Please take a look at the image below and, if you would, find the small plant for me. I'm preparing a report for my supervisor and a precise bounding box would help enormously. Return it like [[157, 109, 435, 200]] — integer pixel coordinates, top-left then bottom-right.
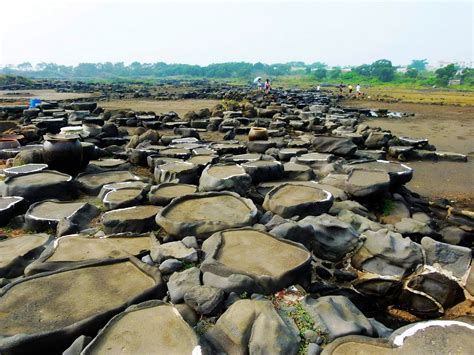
[[239, 291, 248, 299], [382, 199, 395, 216]]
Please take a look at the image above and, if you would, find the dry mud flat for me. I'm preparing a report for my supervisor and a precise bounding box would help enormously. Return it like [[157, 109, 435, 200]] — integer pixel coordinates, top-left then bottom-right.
[[344, 100, 474, 207], [0, 87, 473, 354]]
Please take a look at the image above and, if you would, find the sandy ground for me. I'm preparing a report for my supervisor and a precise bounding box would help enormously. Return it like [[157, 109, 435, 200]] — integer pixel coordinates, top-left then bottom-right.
[[0, 89, 98, 102], [100, 99, 222, 117], [344, 100, 474, 208]]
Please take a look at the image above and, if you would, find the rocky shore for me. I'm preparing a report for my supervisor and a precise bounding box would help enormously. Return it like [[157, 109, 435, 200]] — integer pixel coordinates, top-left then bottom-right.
[[0, 85, 472, 354]]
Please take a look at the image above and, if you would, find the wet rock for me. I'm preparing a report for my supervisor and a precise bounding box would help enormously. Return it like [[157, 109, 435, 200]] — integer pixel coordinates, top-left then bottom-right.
[[101, 205, 161, 234], [302, 295, 374, 342], [201, 228, 311, 294], [205, 299, 299, 355], [421, 237, 471, 278]]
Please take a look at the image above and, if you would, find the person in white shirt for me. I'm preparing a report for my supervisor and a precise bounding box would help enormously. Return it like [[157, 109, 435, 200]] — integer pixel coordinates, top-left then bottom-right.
[[356, 84, 361, 96], [316, 84, 321, 92]]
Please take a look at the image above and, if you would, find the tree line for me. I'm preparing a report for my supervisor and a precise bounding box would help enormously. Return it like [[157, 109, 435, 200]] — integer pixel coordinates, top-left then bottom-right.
[[1, 59, 471, 86]]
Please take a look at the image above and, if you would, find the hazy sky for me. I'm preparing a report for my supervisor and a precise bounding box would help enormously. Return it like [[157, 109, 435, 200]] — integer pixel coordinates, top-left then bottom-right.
[[0, 0, 472, 66]]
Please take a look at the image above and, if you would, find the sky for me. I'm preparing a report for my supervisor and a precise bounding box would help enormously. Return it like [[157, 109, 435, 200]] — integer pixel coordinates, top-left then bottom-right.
[[0, 0, 472, 67]]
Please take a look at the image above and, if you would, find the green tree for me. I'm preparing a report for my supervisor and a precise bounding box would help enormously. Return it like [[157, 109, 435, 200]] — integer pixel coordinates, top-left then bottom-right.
[[408, 59, 428, 72], [17, 62, 33, 71], [313, 68, 327, 80], [370, 59, 395, 82], [329, 66, 341, 79], [435, 64, 457, 85], [405, 68, 418, 78]]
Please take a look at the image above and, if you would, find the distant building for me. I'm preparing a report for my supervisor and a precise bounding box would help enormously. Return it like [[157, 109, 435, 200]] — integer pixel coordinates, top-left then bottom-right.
[[448, 79, 463, 86], [396, 67, 408, 74]]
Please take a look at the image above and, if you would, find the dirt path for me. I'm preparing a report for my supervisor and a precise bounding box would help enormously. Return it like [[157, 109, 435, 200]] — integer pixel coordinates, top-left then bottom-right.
[[344, 100, 474, 208]]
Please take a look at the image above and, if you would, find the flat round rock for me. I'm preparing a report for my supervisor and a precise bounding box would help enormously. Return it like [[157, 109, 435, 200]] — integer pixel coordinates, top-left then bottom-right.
[[345, 169, 391, 198], [103, 188, 143, 210], [156, 192, 258, 239], [345, 160, 413, 185], [82, 301, 201, 355], [148, 183, 198, 206], [3, 164, 48, 177], [76, 171, 142, 195], [102, 205, 161, 234], [1, 171, 75, 202], [154, 161, 199, 184], [199, 164, 252, 195], [263, 182, 333, 218], [201, 228, 311, 294]]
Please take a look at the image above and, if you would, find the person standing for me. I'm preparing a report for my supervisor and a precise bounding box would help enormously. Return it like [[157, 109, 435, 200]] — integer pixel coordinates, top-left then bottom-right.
[[338, 82, 344, 94], [356, 83, 361, 96], [264, 79, 271, 94], [348, 84, 353, 94], [316, 84, 321, 92]]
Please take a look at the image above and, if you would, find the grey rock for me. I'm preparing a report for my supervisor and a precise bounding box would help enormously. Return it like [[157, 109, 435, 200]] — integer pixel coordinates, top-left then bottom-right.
[[184, 285, 225, 315], [158, 258, 183, 274], [421, 237, 472, 278], [151, 241, 198, 264], [352, 229, 423, 277], [167, 267, 201, 303], [299, 214, 361, 262], [205, 299, 299, 355], [395, 217, 434, 236], [312, 136, 357, 156], [302, 295, 374, 342]]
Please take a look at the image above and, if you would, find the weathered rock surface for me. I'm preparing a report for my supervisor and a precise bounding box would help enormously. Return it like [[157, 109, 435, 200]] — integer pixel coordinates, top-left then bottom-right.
[[0, 196, 24, 226], [81, 301, 203, 355], [76, 171, 142, 195], [0, 234, 52, 278], [156, 192, 258, 238], [101, 205, 161, 234], [199, 163, 252, 195], [201, 228, 311, 294], [205, 299, 299, 355], [0, 258, 165, 353], [263, 183, 333, 218]]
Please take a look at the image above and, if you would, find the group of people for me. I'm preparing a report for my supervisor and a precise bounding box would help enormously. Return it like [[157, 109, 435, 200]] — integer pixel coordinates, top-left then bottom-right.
[[255, 78, 271, 94], [338, 83, 362, 96]]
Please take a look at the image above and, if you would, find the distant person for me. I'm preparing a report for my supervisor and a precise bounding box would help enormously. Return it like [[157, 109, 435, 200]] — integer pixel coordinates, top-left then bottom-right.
[[348, 84, 353, 94], [256, 78, 263, 91], [264, 79, 271, 94], [356, 84, 361, 96], [316, 84, 321, 92], [338, 82, 344, 94]]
